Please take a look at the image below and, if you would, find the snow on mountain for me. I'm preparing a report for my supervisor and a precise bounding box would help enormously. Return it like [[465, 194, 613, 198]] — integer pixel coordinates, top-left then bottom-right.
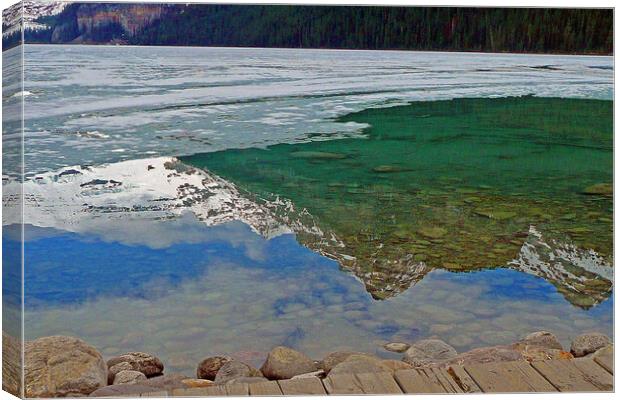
[[3, 157, 292, 243], [2, 1, 67, 38]]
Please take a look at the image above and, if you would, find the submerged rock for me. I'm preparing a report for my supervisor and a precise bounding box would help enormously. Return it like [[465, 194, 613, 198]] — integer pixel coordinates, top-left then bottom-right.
[[417, 227, 448, 239], [570, 332, 611, 357], [290, 151, 346, 160], [474, 208, 517, 220], [25, 335, 107, 398], [214, 361, 263, 384], [402, 339, 457, 367], [582, 183, 612, 196], [260, 346, 317, 380], [372, 165, 408, 173], [197, 355, 233, 380], [383, 342, 410, 353]]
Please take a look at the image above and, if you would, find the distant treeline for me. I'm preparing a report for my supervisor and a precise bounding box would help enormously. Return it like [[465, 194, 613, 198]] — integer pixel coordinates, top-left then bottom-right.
[[135, 6, 613, 54], [6, 4, 614, 54]]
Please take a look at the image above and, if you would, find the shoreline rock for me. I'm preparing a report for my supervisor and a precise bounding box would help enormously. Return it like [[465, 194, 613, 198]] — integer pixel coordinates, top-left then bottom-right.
[[21, 329, 612, 396], [25, 335, 107, 397], [570, 332, 611, 357], [107, 351, 164, 384], [260, 346, 317, 380]]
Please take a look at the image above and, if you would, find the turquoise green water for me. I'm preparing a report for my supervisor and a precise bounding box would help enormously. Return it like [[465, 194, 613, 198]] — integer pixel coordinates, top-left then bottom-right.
[[182, 96, 612, 302]]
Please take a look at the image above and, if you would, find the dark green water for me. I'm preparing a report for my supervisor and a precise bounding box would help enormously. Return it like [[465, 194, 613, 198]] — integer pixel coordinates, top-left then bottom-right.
[[182, 96, 612, 301]]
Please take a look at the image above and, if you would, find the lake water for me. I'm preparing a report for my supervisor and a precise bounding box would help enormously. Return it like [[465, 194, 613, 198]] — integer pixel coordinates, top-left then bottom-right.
[[2, 45, 613, 375]]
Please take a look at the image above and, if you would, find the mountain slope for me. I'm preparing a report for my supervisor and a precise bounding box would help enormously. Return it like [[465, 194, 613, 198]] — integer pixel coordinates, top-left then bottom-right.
[[3, 2, 613, 54]]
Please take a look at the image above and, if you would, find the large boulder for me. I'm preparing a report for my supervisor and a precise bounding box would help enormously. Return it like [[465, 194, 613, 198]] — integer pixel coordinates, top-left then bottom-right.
[[25, 336, 107, 397], [521, 331, 563, 350], [328, 354, 392, 376], [107, 352, 163, 384], [402, 339, 457, 367], [197, 356, 232, 380], [570, 332, 611, 357], [260, 346, 317, 380], [321, 351, 373, 373], [214, 361, 263, 384], [112, 370, 147, 385]]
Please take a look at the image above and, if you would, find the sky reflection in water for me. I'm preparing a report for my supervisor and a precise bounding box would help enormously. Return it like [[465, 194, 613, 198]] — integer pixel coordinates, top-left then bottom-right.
[[21, 216, 612, 375]]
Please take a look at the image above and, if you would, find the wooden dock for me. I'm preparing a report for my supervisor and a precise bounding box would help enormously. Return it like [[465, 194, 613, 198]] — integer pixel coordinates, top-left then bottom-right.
[[135, 354, 613, 396]]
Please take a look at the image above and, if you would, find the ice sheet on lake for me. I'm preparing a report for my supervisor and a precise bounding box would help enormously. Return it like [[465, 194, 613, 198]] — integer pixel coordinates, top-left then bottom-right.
[[12, 45, 613, 176]]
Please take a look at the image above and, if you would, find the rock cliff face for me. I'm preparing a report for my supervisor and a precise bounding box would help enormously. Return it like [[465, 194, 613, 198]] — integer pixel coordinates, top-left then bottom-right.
[[75, 3, 165, 38]]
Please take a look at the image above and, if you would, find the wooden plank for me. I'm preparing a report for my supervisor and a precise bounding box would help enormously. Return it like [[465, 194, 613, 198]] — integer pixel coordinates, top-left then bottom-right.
[[426, 367, 464, 393], [201, 385, 228, 396], [278, 377, 326, 395], [225, 383, 250, 396], [572, 358, 613, 391], [353, 372, 402, 394], [323, 374, 364, 394], [171, 387, 214, 396], [532, 360, 609, 392], [139, 391, 168, 397], [447, 365, 482, 393], [393, 369, 446, 393], [248, 380, 283, 396], [465, 361, 556, 392], [594, 353, 614, 375]]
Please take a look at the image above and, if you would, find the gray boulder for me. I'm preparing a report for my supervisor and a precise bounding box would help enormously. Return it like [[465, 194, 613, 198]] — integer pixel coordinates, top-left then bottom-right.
[[260, 346, 317, 380], [25, 336, 107, 397], [107, 352, 163, 384], [402, 339, 458, 367], [112, 370, 147, 385], [322, 351, 373, 373], [328, 354, 392, 376], [521, 331, 563, 350], [571, 332, 611, 357], [214, 361, 263, 384]]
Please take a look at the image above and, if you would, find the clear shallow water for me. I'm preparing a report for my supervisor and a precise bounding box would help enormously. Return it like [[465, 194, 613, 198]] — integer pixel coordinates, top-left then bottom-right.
[[18, 218, 612, 375], [183, 96, 613, 304]]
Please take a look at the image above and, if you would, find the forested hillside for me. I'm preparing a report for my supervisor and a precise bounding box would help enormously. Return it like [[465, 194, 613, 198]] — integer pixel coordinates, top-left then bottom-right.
[[5, 3, 613, 54]]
